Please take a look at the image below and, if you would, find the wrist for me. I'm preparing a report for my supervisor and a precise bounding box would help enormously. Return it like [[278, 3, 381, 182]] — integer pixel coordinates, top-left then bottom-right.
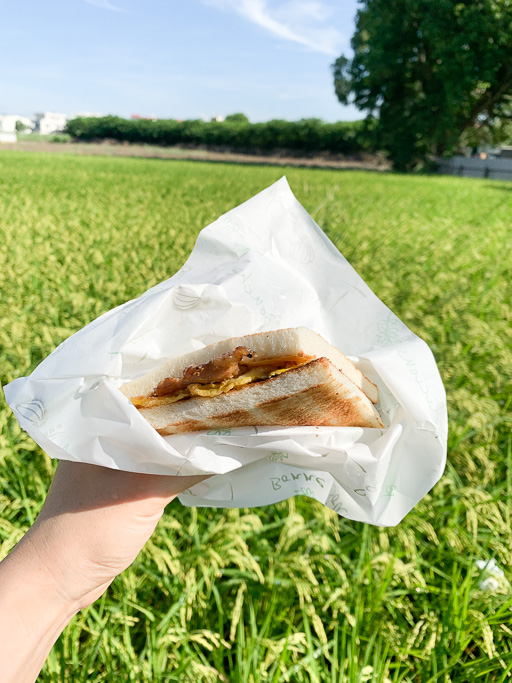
[[0, 536, 78, 683], [19, 519, 85, 613], [17, 512, 105, 613], [0, 521, 80, 619]]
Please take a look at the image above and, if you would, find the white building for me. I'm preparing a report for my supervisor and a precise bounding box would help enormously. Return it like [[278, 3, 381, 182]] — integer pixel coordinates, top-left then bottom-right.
[[0, 115, 34, 133], [34, 112, 67, 135], [69, 111, 104, 120], [0, 132, 17, 143]]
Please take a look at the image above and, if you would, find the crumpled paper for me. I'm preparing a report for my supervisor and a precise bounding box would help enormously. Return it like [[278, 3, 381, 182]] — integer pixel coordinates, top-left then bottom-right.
[[3, 177, 447, 526]]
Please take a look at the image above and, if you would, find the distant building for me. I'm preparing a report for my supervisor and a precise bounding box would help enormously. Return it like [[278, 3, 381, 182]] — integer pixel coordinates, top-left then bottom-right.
[[0, 115, 34, 133], [211, 115, 225, 122], [0, 132, 17, 143], [131, 114, 157, 121], [69, 112, 104, 120], [34, 112, 67, 135]]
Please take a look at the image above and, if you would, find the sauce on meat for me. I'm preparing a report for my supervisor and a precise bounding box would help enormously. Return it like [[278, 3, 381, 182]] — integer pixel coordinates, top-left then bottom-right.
[[154, 346, 254, 396]]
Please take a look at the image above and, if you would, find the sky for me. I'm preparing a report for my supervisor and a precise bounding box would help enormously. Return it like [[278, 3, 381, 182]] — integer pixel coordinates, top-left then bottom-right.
[[1, 0, 361, 122]]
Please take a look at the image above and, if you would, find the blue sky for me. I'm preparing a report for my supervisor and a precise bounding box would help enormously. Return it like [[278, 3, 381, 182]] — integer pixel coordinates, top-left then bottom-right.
[[1, 0, 360, 122]]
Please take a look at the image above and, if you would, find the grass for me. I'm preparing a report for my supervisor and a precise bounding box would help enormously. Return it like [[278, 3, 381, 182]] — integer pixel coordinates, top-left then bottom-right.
[[0, 150, 511, 681], [17, 132, 72, 143]]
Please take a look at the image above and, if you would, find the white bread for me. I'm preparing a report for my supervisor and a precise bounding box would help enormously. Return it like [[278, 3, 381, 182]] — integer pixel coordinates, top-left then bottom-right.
[[138, 357, 384, 435], [120, 327, 378, 403]]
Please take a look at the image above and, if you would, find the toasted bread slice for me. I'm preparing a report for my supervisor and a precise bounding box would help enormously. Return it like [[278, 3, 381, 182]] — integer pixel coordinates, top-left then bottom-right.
[[120, 327, 378, 403], [137, 357, 384, 435]]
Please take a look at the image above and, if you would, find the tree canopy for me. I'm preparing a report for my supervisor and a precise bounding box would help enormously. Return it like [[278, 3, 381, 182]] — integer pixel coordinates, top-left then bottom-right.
[[224, 113, 250, 124], [332, 0, 512, 169]]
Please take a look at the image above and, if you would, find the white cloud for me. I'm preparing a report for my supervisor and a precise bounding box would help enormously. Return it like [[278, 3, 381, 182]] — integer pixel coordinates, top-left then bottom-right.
[[82, 0, 127, 13], [204, 0, 345, 56], [275, 1, 332, 23]]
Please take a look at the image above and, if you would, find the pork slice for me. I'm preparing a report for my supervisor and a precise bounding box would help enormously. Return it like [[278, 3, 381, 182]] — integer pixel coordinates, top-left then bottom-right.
[[154, 346, 254, 396]]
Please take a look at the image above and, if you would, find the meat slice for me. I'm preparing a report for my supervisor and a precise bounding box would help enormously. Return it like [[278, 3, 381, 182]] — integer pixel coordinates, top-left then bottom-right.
[[154, 346, 254, 397]]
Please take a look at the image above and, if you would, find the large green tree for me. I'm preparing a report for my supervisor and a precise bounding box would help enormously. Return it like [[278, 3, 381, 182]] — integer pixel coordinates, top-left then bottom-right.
[[332, 0, 512, 169]]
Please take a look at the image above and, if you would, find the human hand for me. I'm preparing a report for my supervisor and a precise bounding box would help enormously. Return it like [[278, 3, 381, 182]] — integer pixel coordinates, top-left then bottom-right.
[[0, 460, 210, 683], [30, 461, 210, 609]]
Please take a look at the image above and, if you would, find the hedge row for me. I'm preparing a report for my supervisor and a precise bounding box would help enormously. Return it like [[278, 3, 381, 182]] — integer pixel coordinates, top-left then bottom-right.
[[65, 116, 376, 154]]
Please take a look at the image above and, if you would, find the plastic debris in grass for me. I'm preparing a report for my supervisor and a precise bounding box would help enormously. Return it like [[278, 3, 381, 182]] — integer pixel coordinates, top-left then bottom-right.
[[476, 558, 507, 592]]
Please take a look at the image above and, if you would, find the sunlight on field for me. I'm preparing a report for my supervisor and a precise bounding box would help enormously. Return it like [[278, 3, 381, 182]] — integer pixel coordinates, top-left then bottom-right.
[[0, 151, 511, 681]]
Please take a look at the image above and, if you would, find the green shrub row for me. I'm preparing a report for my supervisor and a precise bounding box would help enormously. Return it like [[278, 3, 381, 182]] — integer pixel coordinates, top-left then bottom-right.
[[65, 116, 376, 154]]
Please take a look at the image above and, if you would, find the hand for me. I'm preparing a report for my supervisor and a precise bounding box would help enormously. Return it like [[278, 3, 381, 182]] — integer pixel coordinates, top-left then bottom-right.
[[0, 460, 210, 683], [31, 461, 210, 608]]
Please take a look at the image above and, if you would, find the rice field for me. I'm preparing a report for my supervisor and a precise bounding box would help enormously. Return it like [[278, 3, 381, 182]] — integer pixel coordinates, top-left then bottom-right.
[[0, 150, 511, 682]]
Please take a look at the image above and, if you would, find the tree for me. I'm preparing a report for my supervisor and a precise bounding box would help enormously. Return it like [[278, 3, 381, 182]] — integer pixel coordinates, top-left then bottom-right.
[[458, 105, 512, 150], [224, 113, 250, 124], [15, 120, 28, 132], [332, 0, 512, 169]]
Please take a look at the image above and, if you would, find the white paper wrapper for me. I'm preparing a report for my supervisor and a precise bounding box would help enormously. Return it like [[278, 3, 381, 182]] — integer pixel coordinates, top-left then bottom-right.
[[3, 178, 447, 526]]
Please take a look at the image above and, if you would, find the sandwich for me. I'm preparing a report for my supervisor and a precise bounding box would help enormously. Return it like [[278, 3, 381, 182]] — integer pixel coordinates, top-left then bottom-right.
[[119, 327, 384, 435]]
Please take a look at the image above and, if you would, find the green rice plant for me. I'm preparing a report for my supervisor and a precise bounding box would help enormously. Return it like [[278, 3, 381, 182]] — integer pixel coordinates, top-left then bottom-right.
[[0, 150, 511, 681]]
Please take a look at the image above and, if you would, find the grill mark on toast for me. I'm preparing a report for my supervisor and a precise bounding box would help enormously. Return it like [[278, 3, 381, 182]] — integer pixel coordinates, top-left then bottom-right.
[[155, 373, 383, 435]]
